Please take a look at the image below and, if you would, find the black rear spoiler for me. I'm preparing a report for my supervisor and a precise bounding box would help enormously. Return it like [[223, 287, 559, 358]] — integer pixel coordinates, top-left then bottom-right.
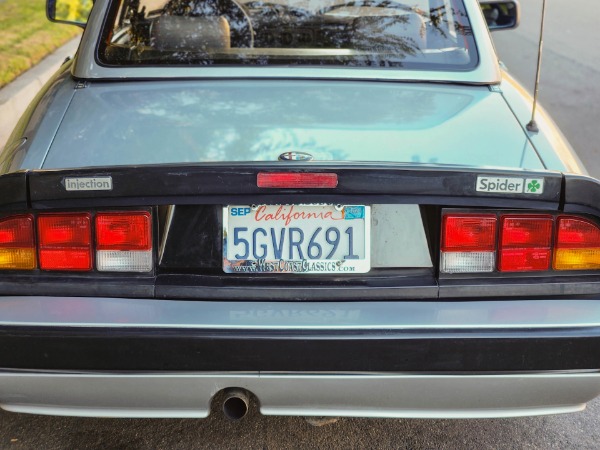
[[0, 163, 568, 211]]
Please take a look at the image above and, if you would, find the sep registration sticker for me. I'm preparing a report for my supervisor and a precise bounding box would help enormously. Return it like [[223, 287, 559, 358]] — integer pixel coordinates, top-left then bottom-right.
[[223, 204, 371, 274]]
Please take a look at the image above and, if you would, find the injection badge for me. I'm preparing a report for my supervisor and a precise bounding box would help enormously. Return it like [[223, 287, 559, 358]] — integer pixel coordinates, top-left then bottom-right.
[[64, 176, 113, 191]]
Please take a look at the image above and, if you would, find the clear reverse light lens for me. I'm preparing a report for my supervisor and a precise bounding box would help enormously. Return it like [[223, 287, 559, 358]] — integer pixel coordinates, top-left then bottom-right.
[[96, 250, 152, 272], [441, 252, 495, 274]]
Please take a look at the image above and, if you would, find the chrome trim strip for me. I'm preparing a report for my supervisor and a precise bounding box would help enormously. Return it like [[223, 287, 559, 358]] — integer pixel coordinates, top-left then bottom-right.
[[1, 372, 599, 419], [158, 205, 175, 264], [1, 297, 600, 330]]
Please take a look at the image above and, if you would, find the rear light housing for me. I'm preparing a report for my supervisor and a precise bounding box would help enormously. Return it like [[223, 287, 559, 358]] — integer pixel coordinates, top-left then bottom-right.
[[0, 210, 153, 273], [441, 212, 600, 274], [96, 212, 152, 272], [441, 215, 496, 273]]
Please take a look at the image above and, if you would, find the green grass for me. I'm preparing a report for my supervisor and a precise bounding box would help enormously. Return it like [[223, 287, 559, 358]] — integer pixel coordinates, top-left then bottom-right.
[[0, 0, 81, 88]]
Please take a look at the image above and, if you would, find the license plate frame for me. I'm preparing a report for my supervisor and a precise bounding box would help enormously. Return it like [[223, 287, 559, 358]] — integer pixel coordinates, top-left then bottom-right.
[[223, 204, 371, 274]]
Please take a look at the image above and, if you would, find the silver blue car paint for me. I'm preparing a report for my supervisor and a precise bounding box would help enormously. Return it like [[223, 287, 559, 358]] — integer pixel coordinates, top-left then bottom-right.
[[41, 80, 546, 170], [0, 64, 77, 173], [2, 297, 600, 329], [499, 71, 587, 175], [0, 1, 585, 176]]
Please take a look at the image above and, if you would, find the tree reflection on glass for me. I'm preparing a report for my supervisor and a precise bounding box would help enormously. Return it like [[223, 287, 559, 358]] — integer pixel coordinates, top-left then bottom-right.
[[101, 0, 477, 70], [55, 0, 93, 23]]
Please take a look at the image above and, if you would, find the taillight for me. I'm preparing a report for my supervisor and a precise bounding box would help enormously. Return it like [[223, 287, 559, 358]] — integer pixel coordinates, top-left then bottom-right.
[[0, 210, 153, 273], [554, 217, 600, 270], [257, 173, 338, 189], [38, 213, 92, 271], [441, 215, 497, 273], [499, 215, 552, 272], [95, 212, 152, 272], [442, 212, 600, 274], [0, 215, 36, 270]]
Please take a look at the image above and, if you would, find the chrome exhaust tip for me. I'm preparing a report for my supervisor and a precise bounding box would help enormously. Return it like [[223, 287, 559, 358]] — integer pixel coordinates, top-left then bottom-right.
[[222, 388, 250, 421]]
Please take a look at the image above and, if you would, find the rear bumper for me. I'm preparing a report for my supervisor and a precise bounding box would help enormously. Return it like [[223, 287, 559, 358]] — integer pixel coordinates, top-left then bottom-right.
[[2, 296, 600, 372], [2, 371, 600, 419], [1, 296, 600, 417]]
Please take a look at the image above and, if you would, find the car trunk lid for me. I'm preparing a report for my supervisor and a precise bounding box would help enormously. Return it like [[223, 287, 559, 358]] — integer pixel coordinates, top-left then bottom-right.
[[42, 80, 544, 171]]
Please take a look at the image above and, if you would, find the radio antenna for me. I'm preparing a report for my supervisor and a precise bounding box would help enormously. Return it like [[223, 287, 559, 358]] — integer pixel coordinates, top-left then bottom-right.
[[526, 0, 548, 133]]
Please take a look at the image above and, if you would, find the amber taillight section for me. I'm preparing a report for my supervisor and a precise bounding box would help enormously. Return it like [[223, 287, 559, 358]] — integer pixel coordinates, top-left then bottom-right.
[[554, 217, 600, 270]]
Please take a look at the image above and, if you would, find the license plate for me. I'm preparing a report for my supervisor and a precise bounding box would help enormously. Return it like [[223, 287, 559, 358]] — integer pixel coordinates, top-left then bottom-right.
[[223, 204, 370, 274]]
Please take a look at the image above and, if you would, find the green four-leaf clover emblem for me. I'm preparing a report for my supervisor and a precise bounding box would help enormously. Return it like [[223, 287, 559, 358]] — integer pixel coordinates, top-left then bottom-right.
[[527, 180, 541, 193]]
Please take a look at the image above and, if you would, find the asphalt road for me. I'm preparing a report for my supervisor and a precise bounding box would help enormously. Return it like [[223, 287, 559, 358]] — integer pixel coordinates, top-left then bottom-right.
[[2, 1, 600, 449]]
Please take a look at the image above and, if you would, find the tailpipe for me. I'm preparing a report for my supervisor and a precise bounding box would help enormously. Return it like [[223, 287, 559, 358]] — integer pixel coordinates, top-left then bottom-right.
[[222, 388, 250, 421]]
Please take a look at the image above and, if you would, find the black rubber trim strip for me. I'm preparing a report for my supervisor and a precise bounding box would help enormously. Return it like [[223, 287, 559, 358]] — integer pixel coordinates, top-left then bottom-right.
[[155, 272, 438, 300], [0, 281, 153, 298], [1, 326, 599, 372], [27, 163, 562, 208], [439, 277, 600, 298], [155, 284, 438, 300]]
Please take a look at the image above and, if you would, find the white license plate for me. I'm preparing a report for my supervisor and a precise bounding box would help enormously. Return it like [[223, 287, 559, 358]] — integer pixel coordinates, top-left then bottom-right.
[[223, 204, 370, 274]]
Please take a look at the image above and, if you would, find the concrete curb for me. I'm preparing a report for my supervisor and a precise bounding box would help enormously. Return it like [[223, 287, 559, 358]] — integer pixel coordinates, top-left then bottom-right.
[[0, 37, 81, 149]]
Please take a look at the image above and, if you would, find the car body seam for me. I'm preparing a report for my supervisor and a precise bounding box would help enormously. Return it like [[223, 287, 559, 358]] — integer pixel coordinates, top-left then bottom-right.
[[38, 79, 79, 170]]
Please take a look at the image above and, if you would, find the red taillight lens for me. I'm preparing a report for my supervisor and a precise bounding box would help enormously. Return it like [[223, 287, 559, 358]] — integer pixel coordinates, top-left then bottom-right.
[[555, 217, 600, 248], [442, 215, 497, 251], [499, 215, 552, 272], [96, 212, 151, 251], [0, 215, 35, 247], [554, 216, 600, 270], [257, 172, 338, 189], [0, 215, 36, 270], [37, 213, 92, 271], [500, 216, 553, 247]]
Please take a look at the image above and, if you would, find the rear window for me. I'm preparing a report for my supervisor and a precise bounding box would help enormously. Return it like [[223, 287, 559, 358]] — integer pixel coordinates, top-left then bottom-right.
[[98, 0, 477, 70]]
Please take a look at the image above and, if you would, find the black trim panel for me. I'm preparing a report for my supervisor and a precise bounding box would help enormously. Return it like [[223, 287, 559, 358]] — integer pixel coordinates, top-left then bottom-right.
[[565, 174, 600, 216], [0, 172, 28, 211], [27, 164, 562, 209], [1, 326, 599, 372], [440, 277, 600, 298], [0, 279, 153, 298], [155, 270, 437, 300]]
